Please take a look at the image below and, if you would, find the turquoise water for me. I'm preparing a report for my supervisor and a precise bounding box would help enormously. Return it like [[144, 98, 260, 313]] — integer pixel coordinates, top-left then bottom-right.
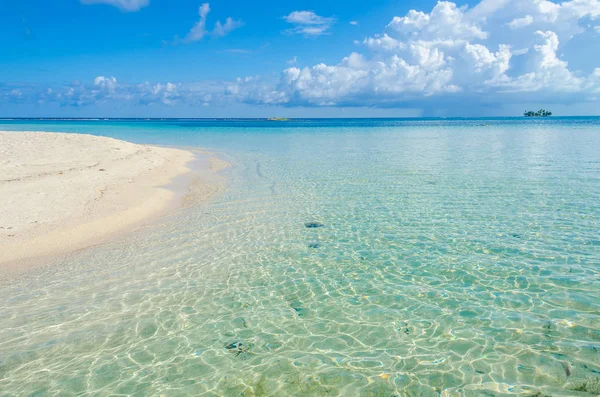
[[1, 118, 599, 396]]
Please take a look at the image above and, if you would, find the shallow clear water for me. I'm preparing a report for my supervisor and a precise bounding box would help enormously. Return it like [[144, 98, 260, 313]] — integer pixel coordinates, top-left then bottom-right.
[[1, 118, 600, 396]]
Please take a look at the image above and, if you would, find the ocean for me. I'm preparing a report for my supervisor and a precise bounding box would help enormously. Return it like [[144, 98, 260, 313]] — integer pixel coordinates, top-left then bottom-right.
[[1, 118, 599, 396]]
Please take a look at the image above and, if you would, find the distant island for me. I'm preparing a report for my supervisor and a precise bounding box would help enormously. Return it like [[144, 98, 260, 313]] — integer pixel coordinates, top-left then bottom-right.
[[524, 109, 552, 117], [267, 117, 290, 121]]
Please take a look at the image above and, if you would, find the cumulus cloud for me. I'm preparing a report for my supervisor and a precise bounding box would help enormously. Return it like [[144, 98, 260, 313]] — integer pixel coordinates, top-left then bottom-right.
[[499, 30, 582, 92], [387, 2, 488, 42], [135, 82, 182, 105], [183, 3, 243, 43], [462, 43, 512, 83], [283, 11, 336, 36], [185, 3, 212, 42], [508, 15, 534, 29], [80, 0, 149, 12], [7, 0, 600, 114], [228, 0, 600, 110], [94, 76, 118, 93], [0, 77, 224, 108]]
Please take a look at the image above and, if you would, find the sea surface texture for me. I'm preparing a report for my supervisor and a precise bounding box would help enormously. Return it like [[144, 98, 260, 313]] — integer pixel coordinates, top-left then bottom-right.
[[1, 118, 599, 396]]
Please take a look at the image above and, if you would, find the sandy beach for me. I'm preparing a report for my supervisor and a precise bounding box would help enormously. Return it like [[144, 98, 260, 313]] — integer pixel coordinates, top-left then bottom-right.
[[0, 131, 217, 270]]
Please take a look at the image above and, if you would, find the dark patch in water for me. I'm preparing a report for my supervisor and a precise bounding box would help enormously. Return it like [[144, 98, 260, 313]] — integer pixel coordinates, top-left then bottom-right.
[[225, 341, 252, 358], [518, 364, 534, 374], [397, 321, 410, 335], [562, 361, 571, 377], [568, 380, 600, 393], [551, 352, 568, 360], [305, 222, 325, 229], [511, 234, 521, 238], [583, 364, 600, 374], [293, 307, 308, 317], [225, 341, 242, 350], [308, 243, 320, 249]]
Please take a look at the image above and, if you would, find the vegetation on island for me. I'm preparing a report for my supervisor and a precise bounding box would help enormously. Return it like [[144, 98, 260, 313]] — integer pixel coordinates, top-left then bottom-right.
[[524, 109, 552, 117]]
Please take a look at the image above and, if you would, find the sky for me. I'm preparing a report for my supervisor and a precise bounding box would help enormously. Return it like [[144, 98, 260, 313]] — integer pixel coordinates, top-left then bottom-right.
[[1, 0, 599, 117]]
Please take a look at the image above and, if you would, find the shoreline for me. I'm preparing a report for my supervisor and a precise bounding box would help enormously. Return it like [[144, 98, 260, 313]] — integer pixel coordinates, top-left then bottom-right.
[[0, 131, 228, 275]]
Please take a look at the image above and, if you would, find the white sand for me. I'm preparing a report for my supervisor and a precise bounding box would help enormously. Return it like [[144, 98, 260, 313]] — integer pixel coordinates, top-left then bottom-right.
[[0, 131, 203, 268]]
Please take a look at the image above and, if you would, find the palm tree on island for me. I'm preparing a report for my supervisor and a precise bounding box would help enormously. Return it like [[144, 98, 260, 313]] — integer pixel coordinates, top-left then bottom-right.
[[524, 109, 553, 117]]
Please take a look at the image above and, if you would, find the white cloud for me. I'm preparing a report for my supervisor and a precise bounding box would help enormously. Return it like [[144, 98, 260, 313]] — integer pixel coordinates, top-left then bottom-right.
[[10, 0, 600, 114], [363, 34, 406, 51], [350, 21, 359, 25], [227, 52, 460, 107], [228, 0, 600, 110], [183, 3, 243, 43], [462, 44, 512, 85], [508, 15, 534, 29], [387, 2, 488, 42], [284, 10, 329, 25], [94, 76, 118, 93], [483, 0, 600, 44], [53, 77, 122, 106], [32, 77, 222, 107], [283, 11, 336, 36], [80, 0, 149, 12], [136, 82, 183, 105], [500, 30, 582, 92], [213, 17, 244, 37], [185, 3, 211, 43], [288, 56, 298, 65]]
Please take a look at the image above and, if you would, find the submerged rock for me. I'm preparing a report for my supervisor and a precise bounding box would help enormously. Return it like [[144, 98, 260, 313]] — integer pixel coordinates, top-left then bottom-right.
[[293, 307, 309, 317], [225, 341, 253, 358], [308, 243, 320, 249], [305, 222, 325, 229], [225, 341, 242, 350]]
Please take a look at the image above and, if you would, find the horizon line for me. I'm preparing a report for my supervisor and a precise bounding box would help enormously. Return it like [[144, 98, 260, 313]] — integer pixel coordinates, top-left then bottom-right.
[[2, 116, 600, 121]]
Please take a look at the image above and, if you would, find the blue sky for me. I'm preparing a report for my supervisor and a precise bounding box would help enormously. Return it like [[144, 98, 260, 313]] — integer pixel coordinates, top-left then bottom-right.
[[1, 0, 599, 117]]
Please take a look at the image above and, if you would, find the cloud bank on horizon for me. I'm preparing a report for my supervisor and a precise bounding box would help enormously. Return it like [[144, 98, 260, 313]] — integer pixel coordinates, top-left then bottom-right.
[[230, 0, 600, 108], [3, 0, 600, 115]]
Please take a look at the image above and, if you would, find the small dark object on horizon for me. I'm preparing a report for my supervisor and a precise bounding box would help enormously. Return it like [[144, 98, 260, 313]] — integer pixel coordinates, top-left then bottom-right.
[[524, 109, 552, 117]]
